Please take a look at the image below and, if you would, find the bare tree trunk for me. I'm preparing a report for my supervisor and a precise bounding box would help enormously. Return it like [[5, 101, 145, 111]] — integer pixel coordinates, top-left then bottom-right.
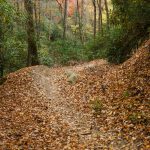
[[74, 0, 78, 41], [92, 0, 97, 39], [81, 0, 85, 42], [77, 0, 83, 43], [104, 0, 110, 31], [34, 0, 38, 28], [24, 0, 39, 66], [63, 0, 68, 39], [97, 0, 103, 35], [34, 0, 39, 42], [0, 21, 4, 78], [81, 0, 84, 22], [37, 0, 41, 41]]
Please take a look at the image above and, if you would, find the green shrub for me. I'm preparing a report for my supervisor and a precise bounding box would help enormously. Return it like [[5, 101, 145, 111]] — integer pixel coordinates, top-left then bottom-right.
[[106, 26, 125, 64], [86, 34, 108, 60], [109, 0, 150, 63], [90, 98, 103, 115], [87, 26, 125, 63], [4, 22, 27, 69], [48, 39, 87, 65], [48, 23, 62, 40], [39, 49, 54, 67]]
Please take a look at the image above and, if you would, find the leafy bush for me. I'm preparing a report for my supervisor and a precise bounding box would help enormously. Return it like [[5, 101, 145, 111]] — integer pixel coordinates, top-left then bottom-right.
[[86, 34, 108, 60], [48, 39, 87, 65], [87, 26, 125, 63], [4, 34, 27, 73], [50, 24, 62, 40], [87, 0, 150, 64], [0, 1, 27, 75], [39, 48, 54, 67], [106, 26, 127, 64], [109, 0, 150, 63]]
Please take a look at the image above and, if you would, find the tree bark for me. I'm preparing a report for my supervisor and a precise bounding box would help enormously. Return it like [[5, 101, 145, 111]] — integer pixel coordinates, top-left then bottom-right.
[[34, 0, 38, 29], [37, 0, 41, 42], [24, 0, 39, 66], [0, 20, 4, 78], [97, 0, 103, 35], [104, 0, 110, 31], [63, 0, 68, 39], [77, 0, 83, 43], [34, 0, 40, 42], [92, 0, 97, 39]]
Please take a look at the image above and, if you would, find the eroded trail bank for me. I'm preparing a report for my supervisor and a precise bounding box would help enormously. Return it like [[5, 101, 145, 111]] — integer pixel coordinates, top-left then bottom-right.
[[0, 40, 150, 149]]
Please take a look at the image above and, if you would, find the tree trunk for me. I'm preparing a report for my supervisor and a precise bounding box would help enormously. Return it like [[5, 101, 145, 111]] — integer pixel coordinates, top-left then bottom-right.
[[0, 20, 4, 78], [24, 0, 39, 66], [37, 0, 41, 42], [77, 0, 83, 43], [104, 0, 110, 31], [81, 0, 85, 41], [34, 0, 39, 42], [34, 0, 38, 29], [97, 0, 103, 35], [63, 0, 68, 39], [92, 0, 97, 39]]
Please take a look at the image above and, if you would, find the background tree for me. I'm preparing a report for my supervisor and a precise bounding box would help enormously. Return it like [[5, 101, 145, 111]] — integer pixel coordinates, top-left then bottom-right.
[[76, 0, 83, 43], [92, 0, 97, 39], [97, 0, 103, 35], [0, 19, 4, 78], [104, 0, 110, 31], [0, 0, 149, 75], [63, 0, 68, 39], [24, 0, 39, 66]]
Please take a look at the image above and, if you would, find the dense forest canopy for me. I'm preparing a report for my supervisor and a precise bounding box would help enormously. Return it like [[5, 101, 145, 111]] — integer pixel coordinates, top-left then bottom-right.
[[0, 0, 150, 77]]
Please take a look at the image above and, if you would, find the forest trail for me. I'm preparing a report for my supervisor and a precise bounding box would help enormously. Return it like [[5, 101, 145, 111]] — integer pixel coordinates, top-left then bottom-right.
[[31, 60, 114, 149], [32, 65, 94, 134], [0, 40, 150, 149]]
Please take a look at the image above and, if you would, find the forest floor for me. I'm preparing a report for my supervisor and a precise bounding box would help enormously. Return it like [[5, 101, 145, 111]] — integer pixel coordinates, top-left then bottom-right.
[[0, 40, 150, 150]]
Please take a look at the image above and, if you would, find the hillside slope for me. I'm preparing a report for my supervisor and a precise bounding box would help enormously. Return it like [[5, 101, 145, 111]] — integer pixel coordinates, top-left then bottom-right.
[[0, 40, 149, 149]]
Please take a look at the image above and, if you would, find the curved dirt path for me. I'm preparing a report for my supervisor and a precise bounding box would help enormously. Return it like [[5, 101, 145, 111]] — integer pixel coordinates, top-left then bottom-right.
[[32, 65, 99, 148], [31, 61, 122, 149]]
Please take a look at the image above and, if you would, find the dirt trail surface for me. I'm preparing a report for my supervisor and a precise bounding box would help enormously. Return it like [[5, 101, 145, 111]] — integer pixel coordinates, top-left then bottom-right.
[[0, 40, 150, 149]]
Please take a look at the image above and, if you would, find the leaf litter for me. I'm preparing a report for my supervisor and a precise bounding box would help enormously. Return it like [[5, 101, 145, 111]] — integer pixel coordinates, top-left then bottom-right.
[[0, 40, 150, 149]]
